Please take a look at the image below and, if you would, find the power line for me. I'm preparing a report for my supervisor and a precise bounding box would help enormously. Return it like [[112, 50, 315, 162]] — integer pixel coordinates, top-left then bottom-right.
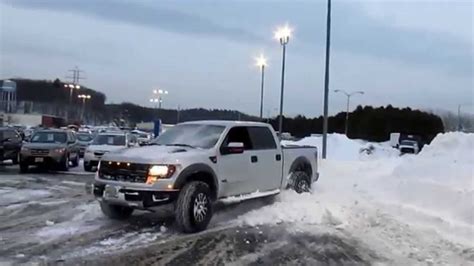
[[65, 66, 86, 84]]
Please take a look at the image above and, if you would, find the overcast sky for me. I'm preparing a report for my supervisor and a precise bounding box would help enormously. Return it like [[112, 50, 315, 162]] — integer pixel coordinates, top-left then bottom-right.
[[0, 0, 472, 117]]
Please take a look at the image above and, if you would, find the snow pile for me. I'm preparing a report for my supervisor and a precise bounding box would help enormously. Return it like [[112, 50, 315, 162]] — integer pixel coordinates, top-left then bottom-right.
[[385, 132, 474, 227], [282, 134, 398, 160], [419, 132, 474, 163], [238, 132, 474, 259]]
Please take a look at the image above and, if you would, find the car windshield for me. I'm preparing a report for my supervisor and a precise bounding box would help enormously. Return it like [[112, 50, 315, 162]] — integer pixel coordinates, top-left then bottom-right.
[[401, 140, 417, 145], [31, 132, 67, 144], [152, 124, 225, 149], [77, 134, 93, 142], [92, 134, 126, 146]]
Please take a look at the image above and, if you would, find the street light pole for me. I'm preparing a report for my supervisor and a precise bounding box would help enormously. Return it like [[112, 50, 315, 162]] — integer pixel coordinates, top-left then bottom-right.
[[78, 94, 91, 122], [152, 89, 169, 109], [322, 0, 332, 159], [255, 54, 267, 119], [334, 89, 364, 136], [65, 83, 80, 120], [275, 25, 291, 139]]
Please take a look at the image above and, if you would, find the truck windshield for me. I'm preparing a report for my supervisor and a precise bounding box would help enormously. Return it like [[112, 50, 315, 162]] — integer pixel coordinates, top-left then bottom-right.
[[31, 132, 67, 144], [152, 124, 225, 149], [92, 135, 126, 146]]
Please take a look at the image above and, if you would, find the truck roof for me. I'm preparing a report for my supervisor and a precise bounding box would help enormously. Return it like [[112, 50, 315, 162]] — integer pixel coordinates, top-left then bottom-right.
[[181, 120, 269, 127]]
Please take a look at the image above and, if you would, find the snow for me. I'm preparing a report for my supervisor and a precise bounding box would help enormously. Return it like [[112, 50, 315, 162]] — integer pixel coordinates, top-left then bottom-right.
[[0, 188, 51, 205], [239, 133, 474, 263], [282, 134, 399, 160], [35, 202, 103, 242]]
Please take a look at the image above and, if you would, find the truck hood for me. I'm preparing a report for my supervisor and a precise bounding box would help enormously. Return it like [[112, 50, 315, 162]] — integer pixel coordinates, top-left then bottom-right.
[[101, 145, 210, 164], [24, 143, 66, 149], [87, 145, 126, 153]]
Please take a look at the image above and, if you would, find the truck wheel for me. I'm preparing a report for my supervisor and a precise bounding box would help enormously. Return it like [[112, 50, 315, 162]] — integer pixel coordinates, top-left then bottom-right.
[[290, 171, 311, 194], [100, 201, 134, 220], [19, 162, 29, 173], [175, 181, 213, 233]]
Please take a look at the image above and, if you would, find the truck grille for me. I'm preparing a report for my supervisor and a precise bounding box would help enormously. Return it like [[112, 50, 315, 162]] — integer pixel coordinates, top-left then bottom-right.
[[98, 161, 149, 183], [31, 149, 49, 156]]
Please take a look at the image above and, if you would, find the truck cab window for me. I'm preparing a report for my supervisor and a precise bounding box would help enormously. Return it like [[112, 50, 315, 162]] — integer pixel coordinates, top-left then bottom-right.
[[224, 127, 253, 150], [248, 127, 277, 150]]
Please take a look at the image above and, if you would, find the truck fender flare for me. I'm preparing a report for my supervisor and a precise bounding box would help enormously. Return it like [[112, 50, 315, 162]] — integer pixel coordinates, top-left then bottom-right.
[[174, 163, 219, 199]]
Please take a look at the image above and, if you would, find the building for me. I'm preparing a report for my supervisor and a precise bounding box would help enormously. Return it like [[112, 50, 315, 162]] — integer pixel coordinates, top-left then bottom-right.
[[0, 80, 17, 113]]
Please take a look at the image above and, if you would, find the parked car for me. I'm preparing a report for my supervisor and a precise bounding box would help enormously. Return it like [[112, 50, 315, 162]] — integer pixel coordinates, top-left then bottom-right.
[[19, 129, 80, 172], [399, 140, 420, 154], [0, 127, 23, 164], [131, 130, 152, 146], [76, 132, 94, 157], [90, 121, 319, 233], [83, 132, 137, 172]]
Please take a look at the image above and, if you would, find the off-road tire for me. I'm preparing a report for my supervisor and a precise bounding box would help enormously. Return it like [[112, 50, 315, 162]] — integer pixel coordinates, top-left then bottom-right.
[[175, 181, 213, 233], [289, 171, 311, 194], [100, 201, 134, 220]]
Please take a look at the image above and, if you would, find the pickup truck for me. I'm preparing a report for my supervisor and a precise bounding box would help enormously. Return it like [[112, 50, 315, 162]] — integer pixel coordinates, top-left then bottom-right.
[[91, 121, 319, 233]]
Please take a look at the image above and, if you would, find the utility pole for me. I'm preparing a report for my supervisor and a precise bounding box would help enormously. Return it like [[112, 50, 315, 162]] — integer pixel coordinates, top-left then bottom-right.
[[65, 66, 85, 121], [322, 0, 332, 159], [176, 105, 181, 124], [66, 66, 85, 85], [334, 90, 364, 136]]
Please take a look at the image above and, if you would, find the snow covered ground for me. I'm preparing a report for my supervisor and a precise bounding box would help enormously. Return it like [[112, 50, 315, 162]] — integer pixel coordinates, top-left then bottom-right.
[[0, 133, 472, 264], [242, 132, 474, 264]]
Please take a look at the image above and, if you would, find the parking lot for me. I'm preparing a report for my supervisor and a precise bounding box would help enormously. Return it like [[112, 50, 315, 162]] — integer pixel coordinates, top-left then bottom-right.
[[0, 161, 379, 265]]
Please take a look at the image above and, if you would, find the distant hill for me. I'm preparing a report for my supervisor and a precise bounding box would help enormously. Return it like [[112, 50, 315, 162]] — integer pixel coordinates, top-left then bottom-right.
[[12, 78, 106, 111], [105, 103, 258, 125]]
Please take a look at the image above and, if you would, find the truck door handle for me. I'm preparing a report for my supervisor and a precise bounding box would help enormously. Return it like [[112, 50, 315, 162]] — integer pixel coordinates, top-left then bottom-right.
[[276, 154, 281, 161], [251, 156, 258, 163]]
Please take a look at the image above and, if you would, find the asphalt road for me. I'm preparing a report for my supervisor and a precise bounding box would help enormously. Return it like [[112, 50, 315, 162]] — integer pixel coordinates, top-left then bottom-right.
[[0, 162, 383, 265]]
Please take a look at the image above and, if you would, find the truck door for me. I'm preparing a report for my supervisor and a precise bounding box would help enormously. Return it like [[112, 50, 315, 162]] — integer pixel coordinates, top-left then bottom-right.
[[247, 126, 281, 191], [217, 126, 254, 197]]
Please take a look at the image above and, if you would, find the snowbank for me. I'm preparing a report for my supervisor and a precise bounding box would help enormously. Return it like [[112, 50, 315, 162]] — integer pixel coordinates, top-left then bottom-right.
[[385, 132, 474, 227], [239, 132, 474, 253], [282, 134, 398, 160]]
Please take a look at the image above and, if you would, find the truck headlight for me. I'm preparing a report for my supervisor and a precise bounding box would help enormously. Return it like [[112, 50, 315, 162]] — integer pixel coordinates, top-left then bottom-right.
[[146, 165, 176, 184], [21, 147, 29, 152]]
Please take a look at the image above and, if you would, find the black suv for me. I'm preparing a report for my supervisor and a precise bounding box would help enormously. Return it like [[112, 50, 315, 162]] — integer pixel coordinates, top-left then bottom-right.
[[0, 127, 23, 164]]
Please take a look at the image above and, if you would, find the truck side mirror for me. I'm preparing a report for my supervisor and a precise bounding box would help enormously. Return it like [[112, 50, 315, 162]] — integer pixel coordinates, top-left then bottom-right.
[[221, 142, 244, 155]]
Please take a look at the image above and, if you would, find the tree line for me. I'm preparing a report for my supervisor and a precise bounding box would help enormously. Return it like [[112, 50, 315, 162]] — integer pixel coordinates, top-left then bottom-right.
[[10, 78, 444, 143], [267, 105, 444, 143]]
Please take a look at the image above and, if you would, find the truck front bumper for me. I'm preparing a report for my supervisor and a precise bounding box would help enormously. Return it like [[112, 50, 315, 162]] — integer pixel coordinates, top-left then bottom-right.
[[90, 182, 179, 209]]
